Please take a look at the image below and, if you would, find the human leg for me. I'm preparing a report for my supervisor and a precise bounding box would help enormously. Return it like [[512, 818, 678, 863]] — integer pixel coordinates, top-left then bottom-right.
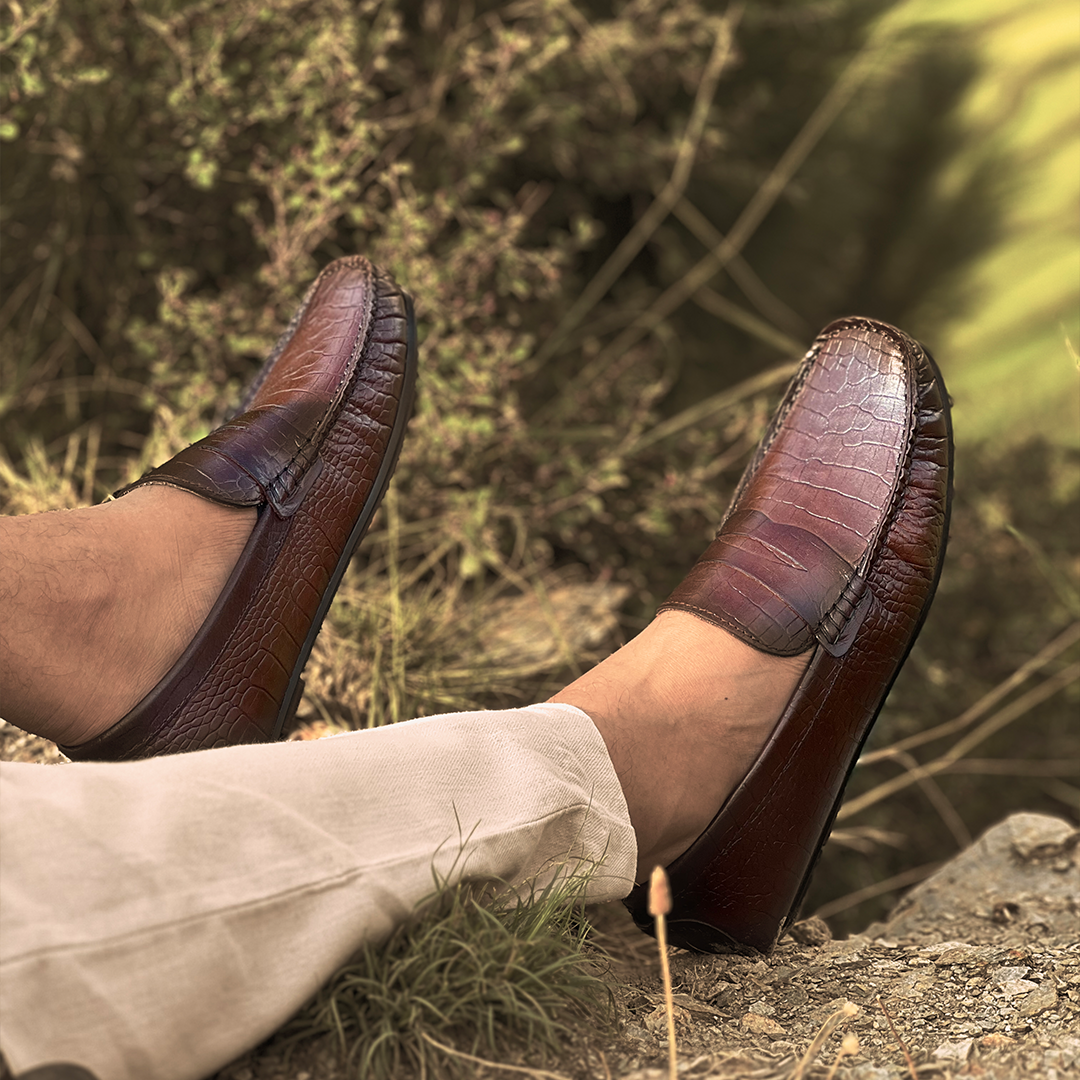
[[0, 255, 416, 760], [0, 704, 635, 1080], [0, 488, 255, 748]]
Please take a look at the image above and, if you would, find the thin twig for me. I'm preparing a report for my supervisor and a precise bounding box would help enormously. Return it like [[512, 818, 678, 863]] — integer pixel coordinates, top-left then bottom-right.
[[859, 621, 1080, 765], [0, 0, 59, 55], [673, 195, 809, 337], [892, 748, 972, 849], [419, 1032, 572, 1079], [839, 660, 1080, 820], [790, 1001, 859, 1080], [938, 758, 1080, 776], [559, 19, 899, 399], [626, 360, 798, 457], [531, 8, 742, 372], [877, 998, 918, 1080], [598, 1048, 613, 1080], [813, 862, 943, 921], [692, 284, 807, 357]]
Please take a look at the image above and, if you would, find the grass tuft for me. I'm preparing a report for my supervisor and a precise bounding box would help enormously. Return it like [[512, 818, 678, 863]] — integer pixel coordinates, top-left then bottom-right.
[[278, 867, 613, 1078]]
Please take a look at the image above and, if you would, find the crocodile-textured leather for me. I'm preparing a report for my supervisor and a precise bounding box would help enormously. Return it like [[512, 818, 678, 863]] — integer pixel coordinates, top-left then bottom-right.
[[624, 316, 952, 954], [60, 257, 417, 761]]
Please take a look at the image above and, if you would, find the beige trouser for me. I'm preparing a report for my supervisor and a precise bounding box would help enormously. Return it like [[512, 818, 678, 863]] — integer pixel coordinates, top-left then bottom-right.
[[0, 703, 636, 1080]]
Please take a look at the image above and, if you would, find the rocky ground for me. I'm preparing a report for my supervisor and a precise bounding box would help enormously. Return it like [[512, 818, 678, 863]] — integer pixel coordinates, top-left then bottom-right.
[[594, 811, 1079, 1080], [2, 721, 1077, 1079], [207, 810, 1078, 1080]]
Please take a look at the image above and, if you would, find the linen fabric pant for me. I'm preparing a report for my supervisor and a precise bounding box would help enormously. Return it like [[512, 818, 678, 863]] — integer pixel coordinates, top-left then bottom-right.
[[0, 703, 637, 1080]]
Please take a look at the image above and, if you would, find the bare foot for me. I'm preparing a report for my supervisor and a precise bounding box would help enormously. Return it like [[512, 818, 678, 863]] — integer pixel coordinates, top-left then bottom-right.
[[0, 486, 256, 747], [549, 610, 810, 879]]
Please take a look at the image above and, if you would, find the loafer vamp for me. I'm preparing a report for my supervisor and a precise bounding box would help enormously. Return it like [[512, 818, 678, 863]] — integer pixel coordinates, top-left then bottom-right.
[[662, 318, 920, 657], [119, 257, 382, 514]]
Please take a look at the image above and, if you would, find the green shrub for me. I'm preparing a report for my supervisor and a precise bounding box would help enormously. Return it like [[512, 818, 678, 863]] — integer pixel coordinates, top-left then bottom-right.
[[277, 866, 612, 1078]]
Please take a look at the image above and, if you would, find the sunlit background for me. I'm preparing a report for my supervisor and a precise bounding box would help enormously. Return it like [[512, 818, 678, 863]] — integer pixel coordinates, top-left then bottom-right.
[[895, 0, 1078, 450]]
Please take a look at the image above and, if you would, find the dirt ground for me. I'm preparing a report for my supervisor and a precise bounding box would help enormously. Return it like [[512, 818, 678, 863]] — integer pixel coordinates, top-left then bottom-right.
[[2, 722, 1077, 1080]]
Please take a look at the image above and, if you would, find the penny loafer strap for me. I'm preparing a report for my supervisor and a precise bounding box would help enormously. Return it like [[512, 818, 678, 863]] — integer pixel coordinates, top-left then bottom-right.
[[114, 401, 331, 517], [658, 507, 871, 657]]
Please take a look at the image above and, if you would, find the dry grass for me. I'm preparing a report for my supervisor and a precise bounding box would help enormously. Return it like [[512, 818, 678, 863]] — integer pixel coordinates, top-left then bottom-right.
[[274, 865, 614, 1080]]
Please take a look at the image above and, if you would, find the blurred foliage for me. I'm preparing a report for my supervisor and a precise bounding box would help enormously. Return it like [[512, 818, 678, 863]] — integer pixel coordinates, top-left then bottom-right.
[[811, 438, 1080, 933], [1, 0, 1076, 951], [906, 0, 1080, 448]]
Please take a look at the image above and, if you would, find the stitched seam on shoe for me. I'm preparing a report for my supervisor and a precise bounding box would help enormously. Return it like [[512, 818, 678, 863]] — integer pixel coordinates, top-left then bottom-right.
[[658, 600, 811, 656], [269, 262, 381, 497]]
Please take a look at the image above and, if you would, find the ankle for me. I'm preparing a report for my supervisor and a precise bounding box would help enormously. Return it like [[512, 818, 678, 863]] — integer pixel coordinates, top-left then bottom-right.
[[0, 488, 256, 746], [551, 611, 811, 879]]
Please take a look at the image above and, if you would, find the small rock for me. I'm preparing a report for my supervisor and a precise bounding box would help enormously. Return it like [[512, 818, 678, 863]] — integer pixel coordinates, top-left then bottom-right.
[[788, 915, 831, 945], [932, 1037, 973, 1062], [777, 985, 809, 1010], [1009, 815, 1077, 860], [993, 965, 1032, 984], [992, 900, 1022, 924], [934, 944, 983, 965], [642, 1002, 690, 1034], [740, 1012, 786, 1035], [980, 1033, 1018, 1049], [1019, 984, 1059, 1017]]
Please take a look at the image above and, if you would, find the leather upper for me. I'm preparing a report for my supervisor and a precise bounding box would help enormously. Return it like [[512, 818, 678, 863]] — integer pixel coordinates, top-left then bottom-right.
[[115, 257, 381, 516], [660, 318, 919, 657]]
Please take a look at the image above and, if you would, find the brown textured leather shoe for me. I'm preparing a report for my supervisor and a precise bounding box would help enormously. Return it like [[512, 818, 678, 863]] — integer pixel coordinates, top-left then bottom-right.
[[623, 316, 952, 954], [59, 256, 417, 761]]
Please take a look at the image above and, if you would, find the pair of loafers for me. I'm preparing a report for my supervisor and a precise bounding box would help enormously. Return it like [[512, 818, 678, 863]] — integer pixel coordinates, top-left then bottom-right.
[[60, 257, 952, 956]]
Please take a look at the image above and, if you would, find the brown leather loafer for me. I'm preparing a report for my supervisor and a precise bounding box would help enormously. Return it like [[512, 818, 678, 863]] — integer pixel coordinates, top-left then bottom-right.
[[623, 316, 952, 954], [60, 256, 417, 761]]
